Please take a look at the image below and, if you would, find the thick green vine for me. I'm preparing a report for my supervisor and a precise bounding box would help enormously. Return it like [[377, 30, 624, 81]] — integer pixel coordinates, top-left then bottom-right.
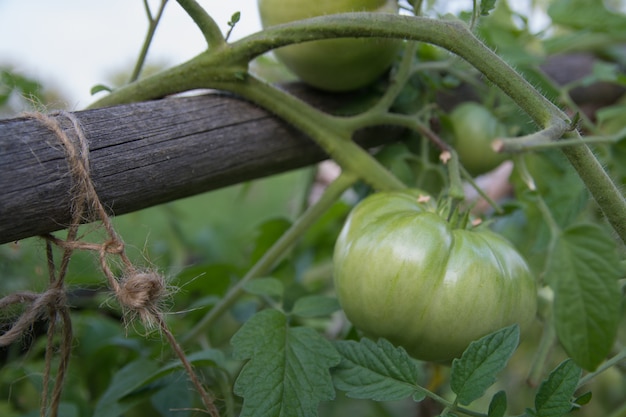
[[88, 9, 626, 243]]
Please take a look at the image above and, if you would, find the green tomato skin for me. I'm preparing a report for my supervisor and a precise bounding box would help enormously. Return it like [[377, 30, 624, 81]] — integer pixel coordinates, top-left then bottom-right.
[[333, 190, 537, 362], [450, 103, 509, 176], [257, 0, 400, 92]]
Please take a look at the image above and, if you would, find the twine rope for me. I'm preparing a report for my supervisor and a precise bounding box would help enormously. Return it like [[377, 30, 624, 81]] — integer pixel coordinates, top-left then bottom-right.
[[0, 111, 219, 417]]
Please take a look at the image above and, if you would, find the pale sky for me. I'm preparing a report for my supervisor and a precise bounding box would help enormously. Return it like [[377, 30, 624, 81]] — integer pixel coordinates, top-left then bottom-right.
[[0, 1, 261, 109]]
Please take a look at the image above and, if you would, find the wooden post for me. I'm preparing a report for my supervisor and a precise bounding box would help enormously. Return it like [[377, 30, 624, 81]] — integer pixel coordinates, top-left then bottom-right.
[[0, 88, 402, 244]]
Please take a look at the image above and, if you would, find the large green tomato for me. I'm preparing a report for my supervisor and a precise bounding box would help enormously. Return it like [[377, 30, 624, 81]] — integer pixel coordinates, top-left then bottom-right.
[[333, 190, 537, 362], [449, 102, 509, 176], [257, 0, 400, 92]]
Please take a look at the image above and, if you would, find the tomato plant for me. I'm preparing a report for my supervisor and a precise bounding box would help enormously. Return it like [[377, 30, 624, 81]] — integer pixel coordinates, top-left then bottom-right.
[[447, 102, 510, 175], [1, 1, 625, 417], [257, 0, 400, 91], [333, 190, 537, 362]]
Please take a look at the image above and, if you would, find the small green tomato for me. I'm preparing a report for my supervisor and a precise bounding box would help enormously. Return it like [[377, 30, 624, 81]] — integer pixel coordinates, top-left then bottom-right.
[[257, 0, 400, 91], [449, 102, 510, 176]]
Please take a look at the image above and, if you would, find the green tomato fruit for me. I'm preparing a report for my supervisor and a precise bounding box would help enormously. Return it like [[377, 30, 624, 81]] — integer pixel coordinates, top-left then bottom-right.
[[257, 0, 400, 92], [449, 102, 509, 176], [333, 190, 537, 362]]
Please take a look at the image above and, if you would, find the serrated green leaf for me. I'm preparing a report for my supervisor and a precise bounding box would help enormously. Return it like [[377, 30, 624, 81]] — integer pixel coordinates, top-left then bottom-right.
[[451, 325, 519, 405], [534, 359, 582, 417], [291, 295, 340, 317], [243, 277, 284, 298], [547, 224, 622, 370], [488, 391, 507, 417], [332, 338, 422, 402], [232, 309, 341, 417]]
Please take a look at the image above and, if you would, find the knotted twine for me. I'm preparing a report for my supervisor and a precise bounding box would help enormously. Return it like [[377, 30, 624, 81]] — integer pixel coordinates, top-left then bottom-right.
[[0, 111, 219, 417]]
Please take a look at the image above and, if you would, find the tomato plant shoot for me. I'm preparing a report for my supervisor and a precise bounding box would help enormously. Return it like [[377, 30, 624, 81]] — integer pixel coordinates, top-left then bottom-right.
[[257, 0, 400, 91], [333, 190, 537, 362]]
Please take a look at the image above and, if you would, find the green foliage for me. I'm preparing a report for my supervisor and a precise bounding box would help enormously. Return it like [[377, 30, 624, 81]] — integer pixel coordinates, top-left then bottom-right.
[[1, 1, 625, 417], [332, 338, 423, 402], [530, 360, 582, 417], [231, 309, 341, 417], [546, 224, 622, 371], [450, 325, 519, 405]]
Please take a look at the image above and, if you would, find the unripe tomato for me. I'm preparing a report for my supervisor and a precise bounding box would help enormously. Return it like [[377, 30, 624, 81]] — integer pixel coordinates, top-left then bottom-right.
[[333, 190, 537, 362], [449, 102, 509, 176], [257, 0, 400, 91]]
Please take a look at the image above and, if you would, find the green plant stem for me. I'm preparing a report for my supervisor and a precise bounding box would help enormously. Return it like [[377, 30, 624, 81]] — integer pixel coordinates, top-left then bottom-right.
[[129, 0, 169, 83], [175, 0, 225, 49], [577, 347, 626, 388], [494, 124, 576, 153], [420, 388, 486, 417], [498, 128, 626, 152], [460, 167, 503, 214], [88, 11, 626, 242], [447, 150, 466, 201], [182, 171, 358, 344], [370, 41, 418, 112], [560, 131, 626, 244], [230, 13, 566, 128], [212, 76, 406, 192], [527, 319, 557, 388]]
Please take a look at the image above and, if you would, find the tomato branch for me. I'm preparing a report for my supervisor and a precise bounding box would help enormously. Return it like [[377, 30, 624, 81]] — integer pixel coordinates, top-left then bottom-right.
[[129, 0, 169, 83], [212, 76, 406, 192], [87, 10, 626, 243], [497, 127, 626, 152], [577, 347, 626, 389], [175, 0, 225, 49]]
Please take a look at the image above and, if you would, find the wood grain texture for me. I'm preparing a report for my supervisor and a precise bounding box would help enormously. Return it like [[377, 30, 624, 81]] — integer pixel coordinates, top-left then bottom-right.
[[0, 88, 401, 244]]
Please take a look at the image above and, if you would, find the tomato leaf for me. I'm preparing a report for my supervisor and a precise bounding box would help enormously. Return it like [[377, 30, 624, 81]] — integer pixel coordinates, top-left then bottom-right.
[[332, 338, 423, 402], [487, 390, 507, 417], [533, 359, 582, 417], [451, 325, 519, 405], [231, 309, 340, 417], [291, 295, 340, 318], [547, 224, 622, 370]]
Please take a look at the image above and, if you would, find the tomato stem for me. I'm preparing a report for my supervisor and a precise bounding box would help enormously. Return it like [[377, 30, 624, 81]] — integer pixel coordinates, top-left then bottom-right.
[[577, 347, 626, 389], [497, 128, 626, 152], [175, 0, 226, 49], [129, 0, 168, 83], [527, 317, 557, 388], [212, 76, 406, 192], [88, 10, 626, 243]]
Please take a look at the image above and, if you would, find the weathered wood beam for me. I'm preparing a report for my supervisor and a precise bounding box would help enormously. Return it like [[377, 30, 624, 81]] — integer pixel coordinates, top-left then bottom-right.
[[0, 87, 401, 244]]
